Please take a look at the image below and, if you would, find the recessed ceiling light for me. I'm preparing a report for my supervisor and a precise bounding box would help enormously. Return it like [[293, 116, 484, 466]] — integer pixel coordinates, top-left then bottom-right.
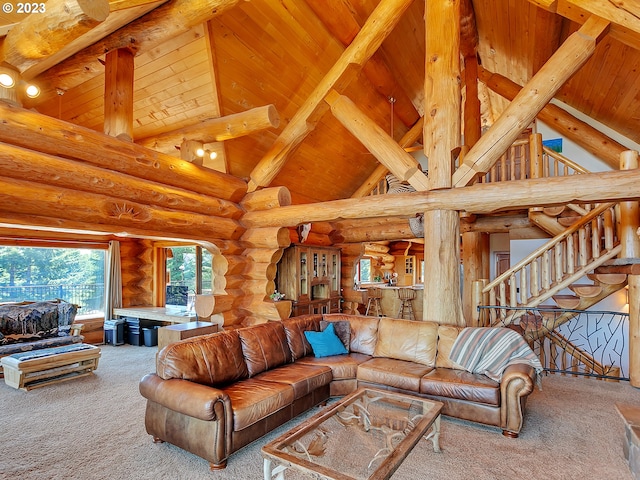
[[0, 73, 15, 88]]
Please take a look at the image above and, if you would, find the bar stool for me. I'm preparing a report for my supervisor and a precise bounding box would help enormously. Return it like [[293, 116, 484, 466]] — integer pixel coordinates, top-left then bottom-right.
[[397, 288, 415, 320], [365, 288, 383, 316]]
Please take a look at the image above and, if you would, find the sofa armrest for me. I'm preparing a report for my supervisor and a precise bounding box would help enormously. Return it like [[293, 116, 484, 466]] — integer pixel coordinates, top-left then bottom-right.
[[500, 363, 536, 437], [139, 373, 230, 422]]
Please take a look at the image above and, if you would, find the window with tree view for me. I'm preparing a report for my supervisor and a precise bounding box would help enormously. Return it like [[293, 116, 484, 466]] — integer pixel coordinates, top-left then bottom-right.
[[0, 246, 106, 317], [165, 246, 213, 308]]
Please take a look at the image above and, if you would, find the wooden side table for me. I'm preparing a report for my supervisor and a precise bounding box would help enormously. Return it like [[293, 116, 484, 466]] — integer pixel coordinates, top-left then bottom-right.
[[157, 321, 219, 352]]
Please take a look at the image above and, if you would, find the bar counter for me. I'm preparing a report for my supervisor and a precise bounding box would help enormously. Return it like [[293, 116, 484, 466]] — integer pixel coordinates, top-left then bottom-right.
[[359, 284, 424, 319]]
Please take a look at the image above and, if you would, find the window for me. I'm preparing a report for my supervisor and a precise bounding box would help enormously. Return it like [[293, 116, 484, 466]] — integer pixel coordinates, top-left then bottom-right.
[[355, 257, 372, 284], [165, 245, 213, 307], [0, 246, 106, 317]]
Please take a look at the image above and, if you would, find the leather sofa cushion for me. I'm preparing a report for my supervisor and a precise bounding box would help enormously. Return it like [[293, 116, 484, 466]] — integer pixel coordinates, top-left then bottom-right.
[[255, 363, 332, 400], [238, 321, 293, 377], [297, 352, 371, 380], [157, 330, 249, 386], [374, 318, 438, 367], [281, 315, 322, 360], [222, 378, 295, 431], [436, 325, 464, 369], [420, 368, 500, 406], [324, 314, 380, 355], [357, 357, 433, 392]]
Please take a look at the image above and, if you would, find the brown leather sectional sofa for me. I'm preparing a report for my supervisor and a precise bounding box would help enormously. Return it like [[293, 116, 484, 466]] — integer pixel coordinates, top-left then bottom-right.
[[139, 313, 538, 470]]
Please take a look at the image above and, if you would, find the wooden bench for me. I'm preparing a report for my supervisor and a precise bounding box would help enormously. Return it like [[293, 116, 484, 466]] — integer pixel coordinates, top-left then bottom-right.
[[1, 343, 101, 391]]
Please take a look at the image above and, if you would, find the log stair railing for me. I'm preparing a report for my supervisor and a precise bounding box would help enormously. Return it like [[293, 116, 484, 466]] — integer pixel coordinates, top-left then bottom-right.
[[483, 201, 621, 327]]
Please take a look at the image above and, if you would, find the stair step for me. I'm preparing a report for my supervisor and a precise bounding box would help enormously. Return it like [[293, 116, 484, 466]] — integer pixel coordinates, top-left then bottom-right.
[[553, 294, 581, 309], [569, 283, 603, 297], [587, 273, 627, 285], [557, 216, 582, 227], [542, 206, 565, 217]]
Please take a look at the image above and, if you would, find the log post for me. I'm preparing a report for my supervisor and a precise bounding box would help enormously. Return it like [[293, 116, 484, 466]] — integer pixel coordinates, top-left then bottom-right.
[[462, 231, 489, 324], [104, 48, 134, 141], [629, 274, 640, 388], [619, 150, 640, 258], [422, 0, 464, 325]]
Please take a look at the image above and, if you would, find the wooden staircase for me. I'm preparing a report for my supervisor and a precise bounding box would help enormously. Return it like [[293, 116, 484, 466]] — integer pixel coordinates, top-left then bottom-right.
[[475, 138, 630, 379]]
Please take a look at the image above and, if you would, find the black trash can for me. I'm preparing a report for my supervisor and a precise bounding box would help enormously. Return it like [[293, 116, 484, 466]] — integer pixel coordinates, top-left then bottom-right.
[[143, 326, 158, 347]]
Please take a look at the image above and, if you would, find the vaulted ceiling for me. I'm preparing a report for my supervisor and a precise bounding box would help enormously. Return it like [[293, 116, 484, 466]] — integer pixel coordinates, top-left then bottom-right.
[[2, 0, 640, 206]]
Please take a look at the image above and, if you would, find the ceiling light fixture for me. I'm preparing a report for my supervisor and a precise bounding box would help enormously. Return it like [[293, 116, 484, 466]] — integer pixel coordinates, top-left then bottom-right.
[[0, 73, 15, 88], [25, 84, 40, 98]]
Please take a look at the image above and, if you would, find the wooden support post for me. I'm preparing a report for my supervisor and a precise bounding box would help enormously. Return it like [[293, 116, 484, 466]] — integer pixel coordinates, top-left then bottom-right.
[[422, 0, 464, 325], [104, 48, 134, 140], [462, 231, 489, 324], [619, 150, 640, 258], [629, 274, 640, 388]]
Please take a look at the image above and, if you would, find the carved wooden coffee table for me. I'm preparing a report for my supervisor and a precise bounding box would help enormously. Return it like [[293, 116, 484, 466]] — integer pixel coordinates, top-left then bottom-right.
[[262, 388, 443, 480]]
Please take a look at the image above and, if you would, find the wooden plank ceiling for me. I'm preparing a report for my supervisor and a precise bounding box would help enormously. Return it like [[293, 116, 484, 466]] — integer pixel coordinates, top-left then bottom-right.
[[5, 0, 640, 205]]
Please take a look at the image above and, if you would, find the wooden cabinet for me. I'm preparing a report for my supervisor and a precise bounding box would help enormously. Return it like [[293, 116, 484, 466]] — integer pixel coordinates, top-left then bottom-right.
[[278, 245, 341, 316], [394, 255, 416, 286]]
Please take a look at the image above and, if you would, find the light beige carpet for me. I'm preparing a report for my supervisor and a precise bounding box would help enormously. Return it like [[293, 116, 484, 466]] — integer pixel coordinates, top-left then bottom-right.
[[0, 344, 636, 480]]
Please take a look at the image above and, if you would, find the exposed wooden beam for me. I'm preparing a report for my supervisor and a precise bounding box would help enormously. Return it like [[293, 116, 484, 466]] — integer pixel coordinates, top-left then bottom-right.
[[478, 67, 628, 169], [32, 0, 240, 93], [453, 16, 610, 187], [531, 0, 640, 50], [0, 176, 243, 240], [325, 90, 429, 190], [304, 0, 419, 128], [104, 48, 135, 140], [1, 0, 109, 73], [0, 102, 247, 202], [0, 142, 243, 219], [351, 117, 424, 198], [247, 0, 414, 192], [241, 167, 640, 228], [136, 105, 280, 151]]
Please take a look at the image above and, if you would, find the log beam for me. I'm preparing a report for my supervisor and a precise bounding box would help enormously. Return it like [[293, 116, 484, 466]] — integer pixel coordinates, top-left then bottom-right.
[[1, 0, 110, 74], [351, 117, 424, 198], [325, 90, 429, 190], [0, 102, 247, 202], [0, 177, 243, 240], [304, 0, 419, 128], [478, 67, 627, 169], [247, 0, 414, 192], [136, 105, 281, 151], [0, 142, 243, 219], [453, 16, 610, 186], [242, 168, 640, 227]]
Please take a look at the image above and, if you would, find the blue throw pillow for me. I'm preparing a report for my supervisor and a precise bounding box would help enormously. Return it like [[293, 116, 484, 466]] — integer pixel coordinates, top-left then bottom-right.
[[304, 323, 348, 358]]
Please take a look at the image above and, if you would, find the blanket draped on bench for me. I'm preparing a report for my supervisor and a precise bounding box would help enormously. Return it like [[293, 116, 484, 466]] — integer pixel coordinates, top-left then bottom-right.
[[449, 327, 543, 388]]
